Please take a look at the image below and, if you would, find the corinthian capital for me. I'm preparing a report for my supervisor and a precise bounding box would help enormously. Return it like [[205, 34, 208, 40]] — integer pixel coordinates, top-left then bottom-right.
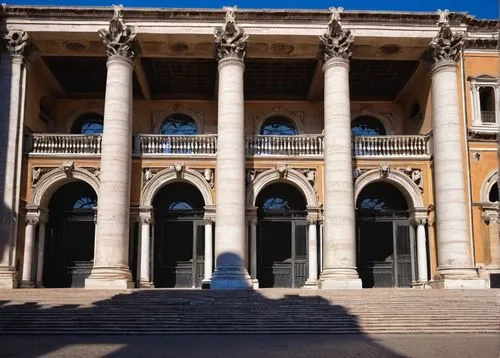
[[214, 6, 248, 61], [319, 7, 353, 61], [429, 9, 463, 63], [98, 5, 137, 60], [3, 30, 29, 56]]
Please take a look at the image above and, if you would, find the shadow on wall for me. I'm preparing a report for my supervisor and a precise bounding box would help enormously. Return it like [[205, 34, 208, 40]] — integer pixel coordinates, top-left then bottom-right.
[[0, 289, 407, 357]]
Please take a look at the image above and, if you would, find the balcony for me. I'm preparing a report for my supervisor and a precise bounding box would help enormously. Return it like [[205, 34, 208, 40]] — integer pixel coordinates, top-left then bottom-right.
[[28, 133, 432, 159]]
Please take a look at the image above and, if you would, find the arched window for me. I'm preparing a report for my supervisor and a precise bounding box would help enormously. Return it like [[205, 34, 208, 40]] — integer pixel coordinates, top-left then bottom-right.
[[73, 197, 97, 209], [357, 182, 408, 214], [260, 116, 298, 135], [71, 113, 104, 134], [160, 114, 198, 135], [351, 116, 387, 136], [489, 183, 499, 203]]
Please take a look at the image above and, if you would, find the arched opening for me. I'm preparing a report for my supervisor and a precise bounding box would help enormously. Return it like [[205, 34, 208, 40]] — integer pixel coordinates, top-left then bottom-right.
[[351, 116, 387, 136], [260, 116, 298, 135], [489, 182, 499, 203], [43, 181, 97, 288], [153, 182, 206, 288], [256, 183, 307, 288], [356, 182, 416, 288], [160, 113, 198, 135], [71, 113, 104, 134]]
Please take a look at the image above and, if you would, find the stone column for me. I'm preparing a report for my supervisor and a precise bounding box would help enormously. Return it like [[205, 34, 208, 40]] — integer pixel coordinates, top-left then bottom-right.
[[415, 218, 429, 283], [35, 219, 47, 288], [210, 7, 252, 289], [86, 7, 137, 289], [318, 9, 361, 289], [428, 12, 480, 287], [138, 209, 153, 288], [203, 218, 214, 284], [21, 212, 39, 287], [0, 30, 30, 288], [305, 219, 318, 287]]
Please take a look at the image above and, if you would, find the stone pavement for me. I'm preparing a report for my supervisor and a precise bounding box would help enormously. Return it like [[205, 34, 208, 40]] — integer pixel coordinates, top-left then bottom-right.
[[0, 334, 498, 358]]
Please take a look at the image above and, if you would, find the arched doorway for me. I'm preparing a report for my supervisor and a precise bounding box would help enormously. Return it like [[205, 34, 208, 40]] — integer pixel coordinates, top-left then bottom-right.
[[43, 181, 97, 288], [356, 182, 415, 288], [153, 182, 206, 288], [256, 183, 307, 288]]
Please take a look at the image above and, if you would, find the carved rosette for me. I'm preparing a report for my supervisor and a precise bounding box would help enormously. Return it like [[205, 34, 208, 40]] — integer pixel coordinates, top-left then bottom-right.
[[214, 6, 249, 61], [3, 30, 29, 56], [319, 7, 354, 61], [429, 10, 464, 64], [98, 5, 137, 60]]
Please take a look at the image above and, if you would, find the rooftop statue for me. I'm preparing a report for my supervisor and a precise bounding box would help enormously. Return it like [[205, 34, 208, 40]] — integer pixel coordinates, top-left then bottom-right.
[[98, 4, 137, 59], [319, 7, 354, 61], [214, 6, 249, 60]]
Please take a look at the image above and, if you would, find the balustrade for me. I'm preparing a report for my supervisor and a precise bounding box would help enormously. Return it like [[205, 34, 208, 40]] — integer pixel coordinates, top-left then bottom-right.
[[137, 134, 217, 155], [28, 133, 431, 158], [30, 134, 102, 155]]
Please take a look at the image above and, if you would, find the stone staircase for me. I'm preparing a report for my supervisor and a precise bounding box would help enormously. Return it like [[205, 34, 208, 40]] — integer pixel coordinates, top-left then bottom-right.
[[0, 289, 498, 335]]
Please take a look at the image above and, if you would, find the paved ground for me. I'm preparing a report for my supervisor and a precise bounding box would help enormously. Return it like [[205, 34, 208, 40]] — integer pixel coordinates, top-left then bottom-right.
[[0, 334, 498, 358]]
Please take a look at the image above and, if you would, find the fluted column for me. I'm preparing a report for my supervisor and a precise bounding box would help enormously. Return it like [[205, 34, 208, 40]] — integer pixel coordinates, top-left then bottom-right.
[[318, 8, 361, 289], [86, 7, 137, 289], [210, 7, 252, 289], [428, 12, 480, 286], [0, 30, 30, 288], [138, 209, 153, 288]]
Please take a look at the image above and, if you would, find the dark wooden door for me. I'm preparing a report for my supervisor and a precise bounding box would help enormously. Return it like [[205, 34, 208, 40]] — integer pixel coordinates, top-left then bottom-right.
[[393, 221, 414, 288]]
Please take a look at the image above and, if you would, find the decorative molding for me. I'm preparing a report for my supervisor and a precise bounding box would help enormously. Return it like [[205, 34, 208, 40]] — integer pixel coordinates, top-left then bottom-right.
[[3, 30, 29, 56], [319, 7, 353, 61], [98, 5, 137, 59], [214, 6, 248, 60], [429, 9, 464, 63]]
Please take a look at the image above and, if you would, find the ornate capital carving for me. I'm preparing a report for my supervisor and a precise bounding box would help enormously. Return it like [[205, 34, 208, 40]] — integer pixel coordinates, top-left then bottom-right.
[[429, 10, 463, 64], [25, 214, 39, 226], [98, 5, 137, 60], [319, 7, 353, 61], [214, 6, 248, 61], [3, 30, 29, 56]]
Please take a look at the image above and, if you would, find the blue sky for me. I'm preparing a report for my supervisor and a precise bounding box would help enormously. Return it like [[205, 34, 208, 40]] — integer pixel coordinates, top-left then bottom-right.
[[5, 0, 499, 19]]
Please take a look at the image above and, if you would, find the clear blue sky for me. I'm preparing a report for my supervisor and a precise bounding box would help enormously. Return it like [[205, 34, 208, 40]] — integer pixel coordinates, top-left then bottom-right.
[[5, 0, 499, 19]]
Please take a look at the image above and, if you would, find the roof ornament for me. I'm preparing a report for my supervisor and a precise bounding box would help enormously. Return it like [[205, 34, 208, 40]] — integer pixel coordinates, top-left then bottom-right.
[[98, 4, 137, 59], [319, 7, 353, 61], [3, 30, 29, 56], [214, 6, 249, 60], [429, 9, 463, 63]]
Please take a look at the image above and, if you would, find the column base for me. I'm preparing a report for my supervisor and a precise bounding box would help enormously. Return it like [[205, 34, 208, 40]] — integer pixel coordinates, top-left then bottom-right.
[[437, 267, 479, 280], [20, 280, 35, 288], [319, 268, 362, 289], [85, 267, 133, 289], [35, 282, 44, 288], [138, 281, 154, 288], [0, 268, 18, 289], [210, 265, 253, 289], [304, 279, 318, 289], [251, 279, 259, 289], [201, 279, 211, 289], [428, 279, 489, 289]]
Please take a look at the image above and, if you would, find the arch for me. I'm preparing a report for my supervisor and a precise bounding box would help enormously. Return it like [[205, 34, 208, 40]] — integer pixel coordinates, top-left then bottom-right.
[[354, 169, 424, 209], [254, 110, 305, 135], [480, 169, 499, 203], [152, 108, 205, 134], [66, 108, 104, 133], [351, 111, 394, 135], [159, 113, 198, 135], [31, 166, 100, 208], [246, 168, 318, 208], [259, 115, 298, 136], [141, 167, 214, 207]]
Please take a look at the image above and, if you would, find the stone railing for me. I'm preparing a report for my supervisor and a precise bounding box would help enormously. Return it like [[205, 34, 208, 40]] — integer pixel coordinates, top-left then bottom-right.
[[28, 133, 432, 159], [136, 134, 218, 156], [246, 135, 324, 156], [352, 135, 431, 158], [30, 134, 102, 155], [481, 111, 497, 124]]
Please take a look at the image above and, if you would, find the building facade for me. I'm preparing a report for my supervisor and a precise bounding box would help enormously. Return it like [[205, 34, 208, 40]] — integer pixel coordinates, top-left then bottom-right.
[[0, 5, 498, 290]]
